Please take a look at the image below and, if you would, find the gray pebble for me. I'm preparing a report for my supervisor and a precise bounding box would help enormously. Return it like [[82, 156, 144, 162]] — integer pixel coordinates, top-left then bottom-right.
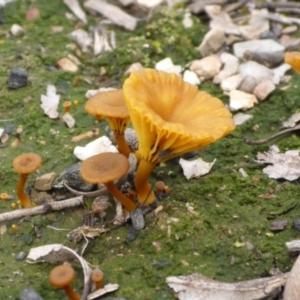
[[16, 251, 27, 261], [293, 220, 300, 231], [130, 208, 145, 230], [19, 287, 44, 300], [8, 67, 28, 89]]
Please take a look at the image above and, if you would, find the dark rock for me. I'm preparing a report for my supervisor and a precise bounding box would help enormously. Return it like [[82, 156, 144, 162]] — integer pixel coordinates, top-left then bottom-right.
[[126, 228, 139, 242], [0, 12, 5, 25], [52, 162, 96, 192], [19, 287, 44, 300], [4, 124, 16, 135], [16, 251, 27, 261], [8, 67, 28, 89], [293, 220, 300, 231], [152, 259, 170, 269], [130, 208, 145, 230]]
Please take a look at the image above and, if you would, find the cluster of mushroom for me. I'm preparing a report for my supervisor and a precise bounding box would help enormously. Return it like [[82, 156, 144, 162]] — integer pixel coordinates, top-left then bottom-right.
[[82, 69, 236, 211]]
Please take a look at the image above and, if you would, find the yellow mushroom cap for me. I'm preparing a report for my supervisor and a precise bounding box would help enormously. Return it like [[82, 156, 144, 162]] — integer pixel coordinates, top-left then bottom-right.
[[80, 152, 129, 184], [284, 52, 300, 74], [123, 69, 236, 163], [13, 153, 42, 174], [85, 89, 129, 119]]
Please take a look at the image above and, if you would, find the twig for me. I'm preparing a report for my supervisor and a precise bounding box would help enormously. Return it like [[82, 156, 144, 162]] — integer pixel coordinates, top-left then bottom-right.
[[244, 124, 300, 146], [0, 196, 83, 223], [224, 0, 249, 13]]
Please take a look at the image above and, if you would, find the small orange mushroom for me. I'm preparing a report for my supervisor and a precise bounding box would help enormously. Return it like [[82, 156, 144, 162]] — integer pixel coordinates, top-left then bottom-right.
[[91, 268, 104, 290], [284, 52, 300, 74], [85, 90, 132, 157], [13, 153, 42, 208], [123, 69, 235, 205], [63, 101, 72, 113], [49, 264, 80, 300], [80, 152, 136, 212]]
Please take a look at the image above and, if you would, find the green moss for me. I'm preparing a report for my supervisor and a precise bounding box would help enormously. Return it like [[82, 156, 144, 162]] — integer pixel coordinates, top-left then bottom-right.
[[1, 0, 300, 299]]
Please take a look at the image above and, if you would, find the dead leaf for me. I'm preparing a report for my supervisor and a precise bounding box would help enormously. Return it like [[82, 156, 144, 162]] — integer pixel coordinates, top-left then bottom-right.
[[166, 272, 288, 300], [179, 157, 216, 180], [256, 145, 300, 180]]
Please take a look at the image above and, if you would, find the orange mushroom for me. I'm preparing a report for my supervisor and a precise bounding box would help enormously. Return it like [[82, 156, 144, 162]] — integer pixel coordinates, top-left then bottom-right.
[[91, 268, 104, 290], [80, 152, 136, 212], [13, 153, 42, 208], [85, 90, 132, 157], [63, 101, 72, 113], [284, 52, 300, 74], [48, 264, 80, 300], [123, 69, 235, 205]]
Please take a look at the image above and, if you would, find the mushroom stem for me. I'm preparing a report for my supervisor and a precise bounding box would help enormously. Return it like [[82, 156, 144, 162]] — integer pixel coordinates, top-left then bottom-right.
[[64, 286, 80, 300], [105, 181, 136, 212], [134, 159, 156, 205], [114, 132, 132, 157], [16, 173, 31, 208]]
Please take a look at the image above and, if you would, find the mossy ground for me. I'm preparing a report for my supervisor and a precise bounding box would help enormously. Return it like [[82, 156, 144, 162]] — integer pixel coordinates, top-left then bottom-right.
[[0, 0, 300, 299]]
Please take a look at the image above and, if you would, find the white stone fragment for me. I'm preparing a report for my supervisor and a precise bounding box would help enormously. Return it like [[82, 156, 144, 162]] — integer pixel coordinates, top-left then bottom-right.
[[63, 112, 76, 128], [238, 9, 269, 40], [233, 113, 253, 125], [74, 136, 118, 161], [57, 58, 78, 72], [40, 85, 60, 119], [213, 52, 239, 84], [71, 29, 93, 53], [182, 11, 193, 28], [229, 90, 258, 111], [124, 62, 144, 76], [197, 27, 225, 57], [136, 0, 163, 8], [272, 63, 291, 85], [64, 0, 87, 23], [84, 0, 138, 31], [221, 74, 243, 92], [183, 70, 200, 85], [253, 80, 275, 101], [239, 61, 274, 83], [233, 39, 284, 60], [239, 168, 248, 178], [237, 76, 258, 94], [189, 56, 222, 81], [155, 57, 182, 76], [179, 157, 216, 180], [10, 24, 25, 37]]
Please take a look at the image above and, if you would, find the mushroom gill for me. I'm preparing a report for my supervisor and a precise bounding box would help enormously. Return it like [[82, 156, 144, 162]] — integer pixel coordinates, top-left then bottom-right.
[[123, 69, 235, 205], [85, 89, 132, 157]]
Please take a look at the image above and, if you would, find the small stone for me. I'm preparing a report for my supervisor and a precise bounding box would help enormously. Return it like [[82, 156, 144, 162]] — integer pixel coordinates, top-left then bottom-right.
[[20, 287, 44, 300], [63, 112, 76, 128], [253, 80, 275, 101], [233, 39, 284, 60], [16, 251, 27, 261], [239, 61, 274, 83], [8, 67, 28, 89], [282, 25, 298, 35], [155, 57, 182, 76], [52, 162, 97, 192], [25, 8, 40, 21], [124, 62, 144, 76], [221, 74, 243, 92], [189, 56, 222, 81], [238, 76, 258, 94], [197, 27, 225, 57], [152, 259, 170, 269], [35, 172, 57, 191], [126, 228, 139, 242], [213, 52, 239, 84], [270, 220, 288, 232], [10, 24, 25, 37], [229, 90, 258, 111], [183, 70, 200, 85], [272, 63, 291, 85], [57, 58, 78, 72], [245, 241, 254, 250], [293, 220, 300, 231], [130, 208, 145, 230]]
